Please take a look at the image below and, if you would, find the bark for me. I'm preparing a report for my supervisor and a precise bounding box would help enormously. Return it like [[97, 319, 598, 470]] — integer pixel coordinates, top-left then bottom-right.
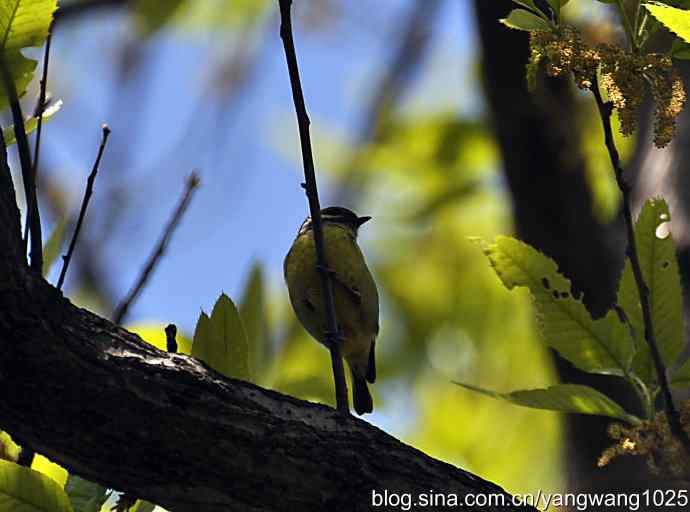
[[0, 141, 531, 511]]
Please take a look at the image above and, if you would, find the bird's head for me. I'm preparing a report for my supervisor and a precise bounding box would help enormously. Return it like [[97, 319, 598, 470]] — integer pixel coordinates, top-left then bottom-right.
[[299, 206, 371, 237]]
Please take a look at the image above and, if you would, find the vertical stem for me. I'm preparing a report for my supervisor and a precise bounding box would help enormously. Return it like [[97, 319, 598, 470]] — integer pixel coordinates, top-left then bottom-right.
[[278, 0, 349, 415], [591, 81, 690, 456], [615, 0, 638, 53], [0, 55, 42, 273]]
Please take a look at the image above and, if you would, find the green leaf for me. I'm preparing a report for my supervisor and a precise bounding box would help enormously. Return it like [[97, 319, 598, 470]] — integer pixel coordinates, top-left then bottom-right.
[[671, 358, 690, 387], [0, 50, 36, 110], [64, 475, 109, 512], [239, 263, 272, 382], [0, 431, 19, 461], [0, 459, 73, 511], [42, 215, 66, 277], [130, 500, 156, 512], [500, 9, 552, 31], [616, 199, 684, 385], [192, 293, 251, 380], [0, 0, 57, 51], [481, 236, 634, 374], [646, 2, 690, 43], [455, 382, 640, 424], [3, 98, 62, 146], [133, 0, 186, 35], [671, 37, 690, 58], [511, 1, 540, 13]]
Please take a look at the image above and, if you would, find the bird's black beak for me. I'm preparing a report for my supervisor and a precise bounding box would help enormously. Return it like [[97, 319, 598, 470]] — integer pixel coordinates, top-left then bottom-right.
[[356, 216, 372, 226]]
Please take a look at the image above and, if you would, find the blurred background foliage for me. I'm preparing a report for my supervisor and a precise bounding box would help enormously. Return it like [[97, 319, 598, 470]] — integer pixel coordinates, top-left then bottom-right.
[[7, 0, 652, 505]]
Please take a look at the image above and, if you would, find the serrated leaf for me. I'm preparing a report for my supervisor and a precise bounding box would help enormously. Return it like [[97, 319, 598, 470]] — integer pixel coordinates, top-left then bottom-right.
[[42, 215, 66, 277], [646, 2, 690, 43], [0, 459, 73, 511], [239, 263, 272, 381], [192, 293, 251, 381], [455, 382, 640, 424], [671, 358, 690, 387], [616, 199, 684, 385], [500, 9, 551, 32], [0, 0, 57, 51], [65, 475, 109, 512], [4, 98, 62, 146], [481, 236, 634, 374]]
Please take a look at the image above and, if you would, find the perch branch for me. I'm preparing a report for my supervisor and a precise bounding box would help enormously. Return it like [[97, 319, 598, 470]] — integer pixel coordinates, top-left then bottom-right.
[[278, 0, 349, 415]]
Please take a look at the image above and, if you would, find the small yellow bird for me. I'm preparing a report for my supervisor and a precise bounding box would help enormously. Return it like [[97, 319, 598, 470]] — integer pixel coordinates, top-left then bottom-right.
[[284, 206, 379, 414]]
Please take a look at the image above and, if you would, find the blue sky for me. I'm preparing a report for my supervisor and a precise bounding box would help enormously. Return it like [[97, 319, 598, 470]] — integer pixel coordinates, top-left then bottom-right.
[[35, 0, 478, 336]]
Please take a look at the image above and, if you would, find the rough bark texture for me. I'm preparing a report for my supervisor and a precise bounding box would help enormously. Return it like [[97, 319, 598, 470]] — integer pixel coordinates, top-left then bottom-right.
[[0, 144, 531, 511]]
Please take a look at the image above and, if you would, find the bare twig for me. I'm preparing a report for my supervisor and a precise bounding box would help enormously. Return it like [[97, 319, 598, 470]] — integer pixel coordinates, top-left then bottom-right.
[[0, 55, 42, 272], [591, 80, 690, 456], [57, 125, 111, 291], [112, 172, 200, 325], [165, 324, 178, 354], [24, 30, 53, 247], [278, 0, 349, 415]]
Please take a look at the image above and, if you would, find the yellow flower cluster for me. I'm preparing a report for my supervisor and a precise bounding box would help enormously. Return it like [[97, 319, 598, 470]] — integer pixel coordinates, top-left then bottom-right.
[[598, 399, 690, 478], [528, 27, 686, 148]]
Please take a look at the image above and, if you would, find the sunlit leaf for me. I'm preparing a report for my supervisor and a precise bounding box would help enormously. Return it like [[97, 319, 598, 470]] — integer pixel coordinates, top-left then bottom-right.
[[480, 236, 634, 374], [42, 215, 66, 277], [617, 199, 684, 385], [0, 459, 73, 511], [239, 263, 272, 381], [31, 454, 67, 488], [646, 2, 690, 43], [192, 293, 251, 380], [130, 500, 156, 512], [0, 50, 36, 110], [500, 9, 551, 31], [0, 0, 57, 51], [4, 98, 62, 146], [455, 382, 639, 423], [0, 431, 19, 461], [65, 475, 109, 512]]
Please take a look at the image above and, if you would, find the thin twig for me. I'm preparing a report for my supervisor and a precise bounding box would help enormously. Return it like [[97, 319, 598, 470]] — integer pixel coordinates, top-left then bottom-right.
[[591, 80, 690, 456], [278, 0, 349, 415], [0, 54, 42, 272], [24, 30, 53, 246], [57, 125, 111, 291], [112, 172, 200, 325], [165, 324, 178, 354]]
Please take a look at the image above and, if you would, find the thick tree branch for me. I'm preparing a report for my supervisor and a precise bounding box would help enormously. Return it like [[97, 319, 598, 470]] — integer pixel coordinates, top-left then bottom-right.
[[0, 141, 531, 512]]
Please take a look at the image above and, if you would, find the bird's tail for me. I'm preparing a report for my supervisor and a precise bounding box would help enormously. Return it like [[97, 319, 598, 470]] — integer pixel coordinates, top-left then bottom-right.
[[351, 370, 373, 415]]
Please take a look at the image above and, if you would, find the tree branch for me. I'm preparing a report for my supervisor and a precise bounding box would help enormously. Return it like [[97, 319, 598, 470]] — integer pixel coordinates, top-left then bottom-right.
[[278, 0, 349, 414], [111, 171, 199, 325], [57, 125, 111, 291], [0, 54, 42, 273], [590, 80, 690, 456]]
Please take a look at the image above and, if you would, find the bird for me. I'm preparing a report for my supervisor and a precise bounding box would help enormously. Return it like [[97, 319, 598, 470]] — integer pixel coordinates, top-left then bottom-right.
[[284, 206, 379, 415]]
